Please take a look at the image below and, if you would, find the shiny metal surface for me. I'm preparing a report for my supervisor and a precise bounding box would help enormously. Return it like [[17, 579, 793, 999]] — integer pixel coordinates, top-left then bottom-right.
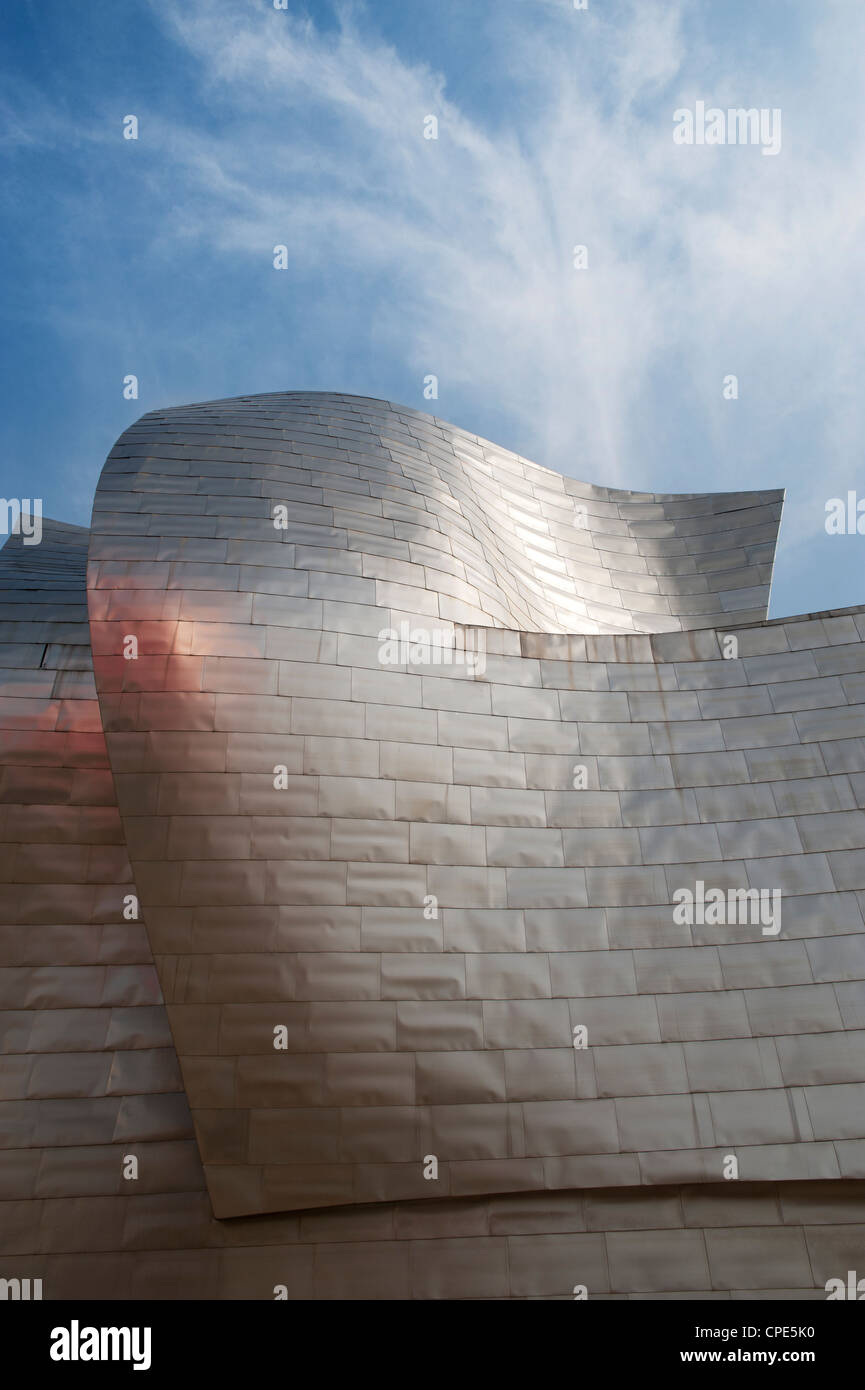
[[1, 393, 864, 1296]]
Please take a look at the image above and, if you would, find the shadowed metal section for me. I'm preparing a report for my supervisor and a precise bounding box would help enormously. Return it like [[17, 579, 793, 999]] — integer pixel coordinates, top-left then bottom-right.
[[84, 392, 865, 1225], [0, 522, 203, 1242]]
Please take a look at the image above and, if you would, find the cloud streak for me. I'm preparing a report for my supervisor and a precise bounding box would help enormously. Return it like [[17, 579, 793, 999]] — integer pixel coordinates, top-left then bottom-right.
[[3, 0, 864, 616], [144, 3, 864, 510]]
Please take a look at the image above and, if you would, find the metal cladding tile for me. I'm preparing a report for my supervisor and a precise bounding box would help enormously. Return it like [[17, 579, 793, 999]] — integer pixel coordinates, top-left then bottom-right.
[[397, 781, 471, 824], [407, 1236, 510, 1299], [649, 719, 725, 754], [718, 940, 812, 990], [444, 907, 527, 952], [585, 865, 668, 907], [633, 945, 722, 994], [422, 1102, 515, 1161], [508, 1232, 609, 1297], [413, 1049, 505, 1105], [803, 1082, 865, 1140], [550, 950, 636, 997], [349, 1160, 455, 1205], [823, 737, 865, 776], [626, 690, 701, 722], [744, 984, 844, 1036], [827, 847, 865, 890], [835, 981, 865, 1029], [708, 1088, 800, 1145], [361, 904, 440, 951], [595, 1042, 689, 1098], [0, 1148, 46, 1200], [381, 952, 465, 1000], [615, 1094, 700, 1150], [657, 991, 752, 1043], [584, 1185, 684, 1231], [705, 1226, 813, 1289], [544, 789, 623, 829], [466, 952, 551, 998], [489, 825, 565, 867], [715, 815, 804, 858], [567, 994, 661, 1046], [828, 1134, 865, 1178], [607, 1229, 711, 1293], [775, 1030, 865, 1086], [410, 822, 485, 865], [639, 822, 722, 863], [805, 933, 865, 982], [544, 1153, 642, 1191], [797, 809, 865, 851], [503, 1048, 578, 1101], [801, 1222, 865, 1286], [680, 1182, 783, 1228]]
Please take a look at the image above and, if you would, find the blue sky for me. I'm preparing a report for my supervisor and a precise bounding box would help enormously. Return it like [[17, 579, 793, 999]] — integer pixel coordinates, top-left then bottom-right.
[[1, 0, 863, 618]]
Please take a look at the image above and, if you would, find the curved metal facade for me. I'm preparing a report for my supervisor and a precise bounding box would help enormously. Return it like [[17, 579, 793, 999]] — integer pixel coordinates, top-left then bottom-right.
[[2, 392, 865, 1297]]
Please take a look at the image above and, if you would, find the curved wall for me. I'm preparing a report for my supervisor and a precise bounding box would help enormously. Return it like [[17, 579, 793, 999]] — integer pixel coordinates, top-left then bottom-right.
[[0, 392, 863, 1298], [86, 394, 864, 1223], [91, 390, 782, 636]]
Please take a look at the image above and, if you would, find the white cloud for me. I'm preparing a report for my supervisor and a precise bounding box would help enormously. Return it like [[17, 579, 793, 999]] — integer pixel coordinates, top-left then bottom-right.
[[140, 0, 865, 583]]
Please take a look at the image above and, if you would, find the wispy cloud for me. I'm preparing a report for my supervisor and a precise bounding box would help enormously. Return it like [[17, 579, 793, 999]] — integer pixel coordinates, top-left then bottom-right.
[[3, 0, 864, 614], [142, 2, 865, 526]]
